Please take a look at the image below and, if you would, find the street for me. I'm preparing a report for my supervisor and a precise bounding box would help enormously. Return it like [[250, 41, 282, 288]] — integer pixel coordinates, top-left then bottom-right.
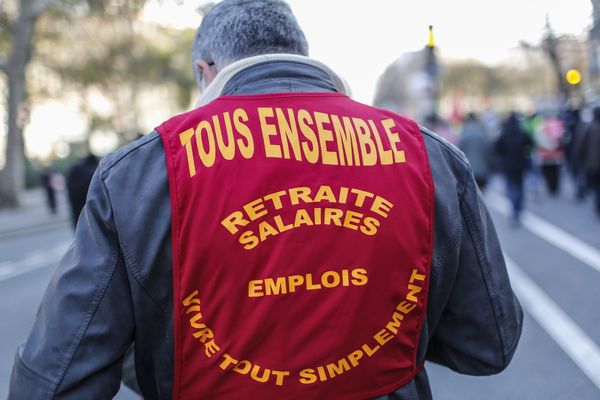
[[1, 180, 599, 399], [429, 181, 600, 399], [0, 192, 138, 400]]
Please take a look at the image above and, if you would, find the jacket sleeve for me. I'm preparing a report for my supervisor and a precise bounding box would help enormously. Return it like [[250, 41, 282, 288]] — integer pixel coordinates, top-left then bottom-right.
[[426, 170, 524, 374], [8, 162, 134, 399]]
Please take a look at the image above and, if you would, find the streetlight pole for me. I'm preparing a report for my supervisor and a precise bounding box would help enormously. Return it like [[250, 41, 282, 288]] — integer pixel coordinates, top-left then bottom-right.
[[424, 25, 440, 119]]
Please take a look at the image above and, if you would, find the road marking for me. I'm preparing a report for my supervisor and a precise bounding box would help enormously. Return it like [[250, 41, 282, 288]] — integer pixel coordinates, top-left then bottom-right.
[[487, 194, 600, 273], [506, 255, 600, 391], [0, 241, 70, 282], [0, 267, 14, 279]]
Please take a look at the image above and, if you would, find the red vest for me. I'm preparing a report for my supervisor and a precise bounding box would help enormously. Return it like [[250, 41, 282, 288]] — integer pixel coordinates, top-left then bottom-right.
[[158, 92, 434, 399]]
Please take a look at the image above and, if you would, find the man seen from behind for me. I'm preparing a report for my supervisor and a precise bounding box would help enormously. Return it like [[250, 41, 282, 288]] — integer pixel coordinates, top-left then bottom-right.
[[9, 1, 522, 399]]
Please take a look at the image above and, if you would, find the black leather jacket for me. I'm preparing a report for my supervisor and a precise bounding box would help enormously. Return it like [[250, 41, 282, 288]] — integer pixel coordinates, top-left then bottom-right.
[[9, 61, 523, 400]]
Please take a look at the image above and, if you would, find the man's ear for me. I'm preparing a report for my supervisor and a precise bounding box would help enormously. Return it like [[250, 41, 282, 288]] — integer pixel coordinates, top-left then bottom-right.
[[194, 59, 217, 85]]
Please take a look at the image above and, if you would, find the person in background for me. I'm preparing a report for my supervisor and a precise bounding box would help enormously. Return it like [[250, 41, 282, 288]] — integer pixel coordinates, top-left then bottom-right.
[[521, 113, 544, 201], [562, 106, 587, 200], [562, 106, 581, 175], [40, 165, 57, 214], [482, 106, 500, 139], [495, 112, 533, 224], [536, 114, 564, 196], [66, 153, 100, 229], [459, 112, 491, 190], [575, 106, 600, 216]]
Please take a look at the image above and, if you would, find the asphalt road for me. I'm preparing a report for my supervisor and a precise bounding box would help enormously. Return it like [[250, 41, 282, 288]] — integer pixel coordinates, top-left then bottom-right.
[[0, 222, 138, 399], [0, 177, 599, 399]]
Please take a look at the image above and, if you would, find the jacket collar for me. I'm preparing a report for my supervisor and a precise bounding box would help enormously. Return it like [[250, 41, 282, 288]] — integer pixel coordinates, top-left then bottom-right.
[[195, 54, 351, 108], [222, 60, 339, 95]]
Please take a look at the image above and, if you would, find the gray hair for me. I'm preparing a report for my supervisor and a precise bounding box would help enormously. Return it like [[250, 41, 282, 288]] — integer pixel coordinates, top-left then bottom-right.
[[192, 0, 309, 86]]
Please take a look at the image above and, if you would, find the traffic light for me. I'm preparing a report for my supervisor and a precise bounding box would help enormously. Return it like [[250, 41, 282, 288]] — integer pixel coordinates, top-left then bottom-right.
[[565, 69, 582, 85]]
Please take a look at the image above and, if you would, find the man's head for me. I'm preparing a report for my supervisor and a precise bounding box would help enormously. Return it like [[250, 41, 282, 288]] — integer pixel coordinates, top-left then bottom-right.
[[192, 0, 309, 90]]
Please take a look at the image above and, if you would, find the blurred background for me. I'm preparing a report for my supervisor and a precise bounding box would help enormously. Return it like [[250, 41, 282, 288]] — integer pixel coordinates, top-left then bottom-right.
[[1, 0, 599, 398]]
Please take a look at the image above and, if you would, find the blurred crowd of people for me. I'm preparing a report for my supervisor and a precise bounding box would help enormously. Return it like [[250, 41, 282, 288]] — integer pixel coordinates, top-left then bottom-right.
[[37, 104, 600, 229], [425, 104, 600, 224]]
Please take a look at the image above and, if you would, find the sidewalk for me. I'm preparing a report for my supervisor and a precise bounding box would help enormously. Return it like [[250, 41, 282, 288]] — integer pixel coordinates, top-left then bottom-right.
[[0, 189, 70, 239]]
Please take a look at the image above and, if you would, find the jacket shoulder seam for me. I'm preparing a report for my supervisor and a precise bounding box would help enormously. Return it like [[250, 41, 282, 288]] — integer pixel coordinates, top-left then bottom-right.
[[100, 133, 161, 179]]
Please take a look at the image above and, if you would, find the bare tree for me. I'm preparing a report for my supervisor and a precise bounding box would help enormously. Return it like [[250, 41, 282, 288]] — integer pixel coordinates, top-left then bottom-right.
[[0, 0, 192, 207], [0, 0, 55, 207], [542, 18, 570, 103]]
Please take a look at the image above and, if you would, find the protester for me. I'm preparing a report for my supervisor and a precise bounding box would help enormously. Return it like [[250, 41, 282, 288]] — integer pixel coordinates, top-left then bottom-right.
[[66, 153, 99, 229], [39, 165, 57, 214], [9, 1, 522, 399], [459, 112, 491, 190], [536, 114, 564, 196], [495, 112, 534, 224], [521, 113, 544, 200], [575, 106, 600, 216], [562, 106, 588, 200], [562, 105, 581, 176]]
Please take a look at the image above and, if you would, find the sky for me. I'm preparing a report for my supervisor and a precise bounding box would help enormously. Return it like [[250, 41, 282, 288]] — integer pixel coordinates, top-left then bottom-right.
[[2, 0, 595, 161], [143, 0, 594, 103]]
